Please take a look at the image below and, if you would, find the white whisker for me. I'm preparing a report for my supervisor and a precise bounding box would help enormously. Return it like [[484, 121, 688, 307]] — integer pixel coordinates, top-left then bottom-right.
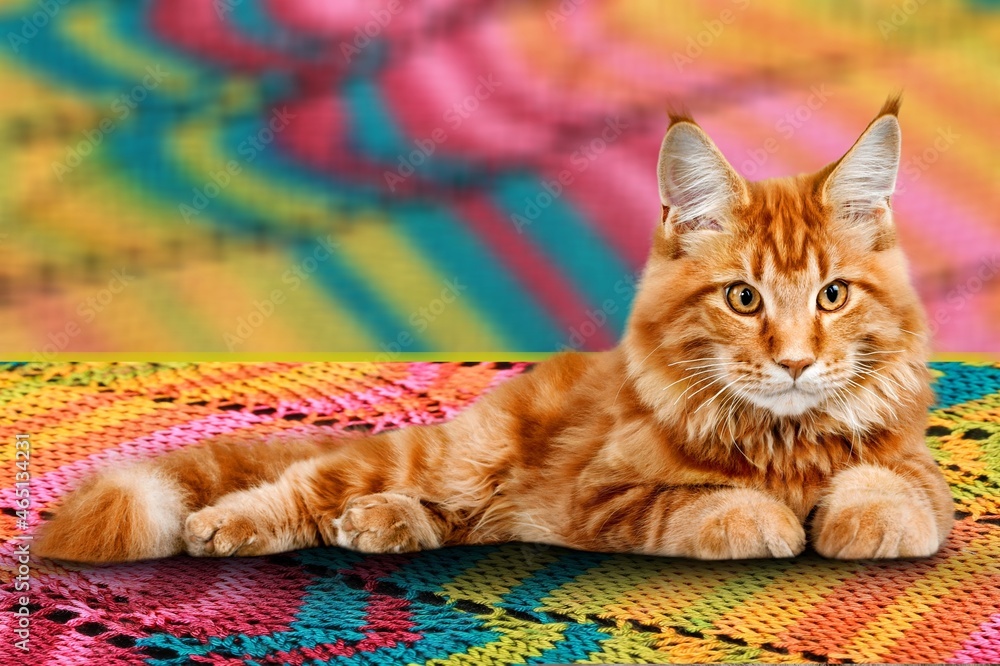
[[673, 362, 739, 371], [672, 374, 723, 407], [660, 368, 724, 393], [613, 340, 666, 407], [694, 378, 741, 414], [666, 356, 728, 366], [828, 388, 861, 462], [854, 349, 905, 356], [722, 386, 756, 466], [844, 377, 893, 414]]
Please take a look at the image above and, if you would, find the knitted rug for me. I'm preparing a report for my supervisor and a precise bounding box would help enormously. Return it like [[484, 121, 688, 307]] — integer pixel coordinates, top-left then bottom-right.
[[1, 361, 999, 665]]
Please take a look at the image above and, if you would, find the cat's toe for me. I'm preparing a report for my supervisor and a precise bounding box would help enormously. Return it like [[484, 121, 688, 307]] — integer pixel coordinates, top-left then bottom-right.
[[333, 492, 442, 554], [184, 506, 257, 557]]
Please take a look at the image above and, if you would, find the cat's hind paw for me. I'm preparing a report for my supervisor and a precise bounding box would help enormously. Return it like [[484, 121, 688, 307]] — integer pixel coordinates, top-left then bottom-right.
[[185, 505, 260, 557], [333, 492, 444, 554]]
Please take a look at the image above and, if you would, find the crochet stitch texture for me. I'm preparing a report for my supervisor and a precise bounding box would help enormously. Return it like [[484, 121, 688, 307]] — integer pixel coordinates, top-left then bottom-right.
[[1, 361, 998, 664]]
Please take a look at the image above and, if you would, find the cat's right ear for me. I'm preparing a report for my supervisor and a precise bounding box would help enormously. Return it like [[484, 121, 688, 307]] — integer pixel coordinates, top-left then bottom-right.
[[657, 118, 748, 233]]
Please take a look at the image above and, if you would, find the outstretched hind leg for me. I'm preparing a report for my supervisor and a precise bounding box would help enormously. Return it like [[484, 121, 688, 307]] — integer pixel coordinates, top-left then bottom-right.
[[187, 488, 455, 556], [183, 449, 459, 557]]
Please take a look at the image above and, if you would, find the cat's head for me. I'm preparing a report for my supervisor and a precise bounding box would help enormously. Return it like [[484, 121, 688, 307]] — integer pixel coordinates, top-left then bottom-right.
[[626, 97, 930, 430]]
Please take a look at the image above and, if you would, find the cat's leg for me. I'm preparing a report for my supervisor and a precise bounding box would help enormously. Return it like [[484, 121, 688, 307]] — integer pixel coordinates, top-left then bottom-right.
[[184, 426, 471, 557], [566, 484, 805, 560], [811, 458, 953, 559], [185, 485, 453, 557], [35, 434, 334, 563]]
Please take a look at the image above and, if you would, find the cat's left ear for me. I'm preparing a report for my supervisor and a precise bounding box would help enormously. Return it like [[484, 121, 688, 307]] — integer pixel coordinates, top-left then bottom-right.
[[821, 97, 901, 228]]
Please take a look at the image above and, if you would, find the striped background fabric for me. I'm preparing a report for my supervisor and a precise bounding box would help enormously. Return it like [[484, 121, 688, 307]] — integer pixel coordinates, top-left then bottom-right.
[[2, 360, 999, 664], [1, 0, 999, 354]]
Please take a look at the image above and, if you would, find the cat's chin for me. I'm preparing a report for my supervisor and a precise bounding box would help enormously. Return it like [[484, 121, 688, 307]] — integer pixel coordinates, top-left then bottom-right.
[[748, 387, 825, 418]]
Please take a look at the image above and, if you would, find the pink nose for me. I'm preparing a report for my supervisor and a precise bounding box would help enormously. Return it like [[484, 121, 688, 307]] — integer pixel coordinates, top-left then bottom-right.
[[777, 358, 814, 381]]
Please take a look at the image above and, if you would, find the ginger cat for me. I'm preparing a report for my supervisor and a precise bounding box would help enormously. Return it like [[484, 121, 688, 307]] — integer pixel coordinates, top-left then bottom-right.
[[36, 97, 953, 564]]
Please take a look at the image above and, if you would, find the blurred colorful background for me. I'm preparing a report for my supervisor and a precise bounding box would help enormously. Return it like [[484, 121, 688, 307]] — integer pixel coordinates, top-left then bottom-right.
[[1, 0, 998, 355]]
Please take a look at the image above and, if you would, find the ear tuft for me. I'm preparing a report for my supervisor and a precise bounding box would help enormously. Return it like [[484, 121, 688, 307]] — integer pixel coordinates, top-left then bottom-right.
[[657, 121, 745, 228], [878, 93, 902, 118], [666, 107, 696, 127]]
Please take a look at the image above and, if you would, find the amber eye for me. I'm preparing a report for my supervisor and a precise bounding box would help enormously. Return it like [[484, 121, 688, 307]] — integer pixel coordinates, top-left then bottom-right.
[[818, 280, 849, 311], [725, 282, 762, 315]]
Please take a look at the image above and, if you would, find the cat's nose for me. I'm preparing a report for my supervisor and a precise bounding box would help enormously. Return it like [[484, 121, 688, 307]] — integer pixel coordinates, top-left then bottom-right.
[[777, 357, 814, 381]]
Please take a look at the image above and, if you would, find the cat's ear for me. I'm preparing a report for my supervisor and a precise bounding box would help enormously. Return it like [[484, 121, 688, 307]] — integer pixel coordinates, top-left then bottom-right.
[[821, 98, 901, 226], [657, 117, 747, 232]]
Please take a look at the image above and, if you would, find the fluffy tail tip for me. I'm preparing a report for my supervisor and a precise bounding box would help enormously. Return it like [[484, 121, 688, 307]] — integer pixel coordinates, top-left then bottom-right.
[[34, 466, 187, 564]]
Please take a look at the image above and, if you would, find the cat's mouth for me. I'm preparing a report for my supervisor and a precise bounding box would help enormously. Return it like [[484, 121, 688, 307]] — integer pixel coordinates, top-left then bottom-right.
[[771, 383, 816, 396], [747, 383, 826, 417]]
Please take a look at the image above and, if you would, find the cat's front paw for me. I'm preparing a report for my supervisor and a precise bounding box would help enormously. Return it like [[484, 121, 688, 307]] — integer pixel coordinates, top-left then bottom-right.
[[670, 488, 805, 560], [812, 465, 940, 559], [813, 499, 938, 559], [332, 492, 443, 554], [185, 506, 259, 557]]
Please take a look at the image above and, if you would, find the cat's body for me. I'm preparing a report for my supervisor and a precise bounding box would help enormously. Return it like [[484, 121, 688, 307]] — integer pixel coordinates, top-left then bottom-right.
[[36, 97, 954, 564]]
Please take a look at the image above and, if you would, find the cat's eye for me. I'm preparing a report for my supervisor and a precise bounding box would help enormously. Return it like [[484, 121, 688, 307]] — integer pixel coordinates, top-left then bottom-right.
[[817, 280, 849, 311], [725, 282, 762, 315]]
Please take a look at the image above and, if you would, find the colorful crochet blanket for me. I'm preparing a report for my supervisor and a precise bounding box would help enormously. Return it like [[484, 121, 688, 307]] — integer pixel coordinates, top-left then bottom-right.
[[1, 361, 999, 664]]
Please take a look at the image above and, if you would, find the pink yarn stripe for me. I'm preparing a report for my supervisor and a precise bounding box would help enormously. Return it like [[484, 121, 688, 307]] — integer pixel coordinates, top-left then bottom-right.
[[24, 557, 315, 663], [952, 612, 1000, 664]]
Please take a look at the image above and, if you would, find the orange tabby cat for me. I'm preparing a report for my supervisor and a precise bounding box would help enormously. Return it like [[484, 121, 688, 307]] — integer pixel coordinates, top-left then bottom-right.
[[36, 97, 953, 564]]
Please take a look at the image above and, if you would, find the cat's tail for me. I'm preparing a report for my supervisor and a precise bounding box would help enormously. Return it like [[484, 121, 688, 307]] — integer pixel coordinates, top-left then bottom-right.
[[34, 434, 335, 564], [35, 464, 189, 564]]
